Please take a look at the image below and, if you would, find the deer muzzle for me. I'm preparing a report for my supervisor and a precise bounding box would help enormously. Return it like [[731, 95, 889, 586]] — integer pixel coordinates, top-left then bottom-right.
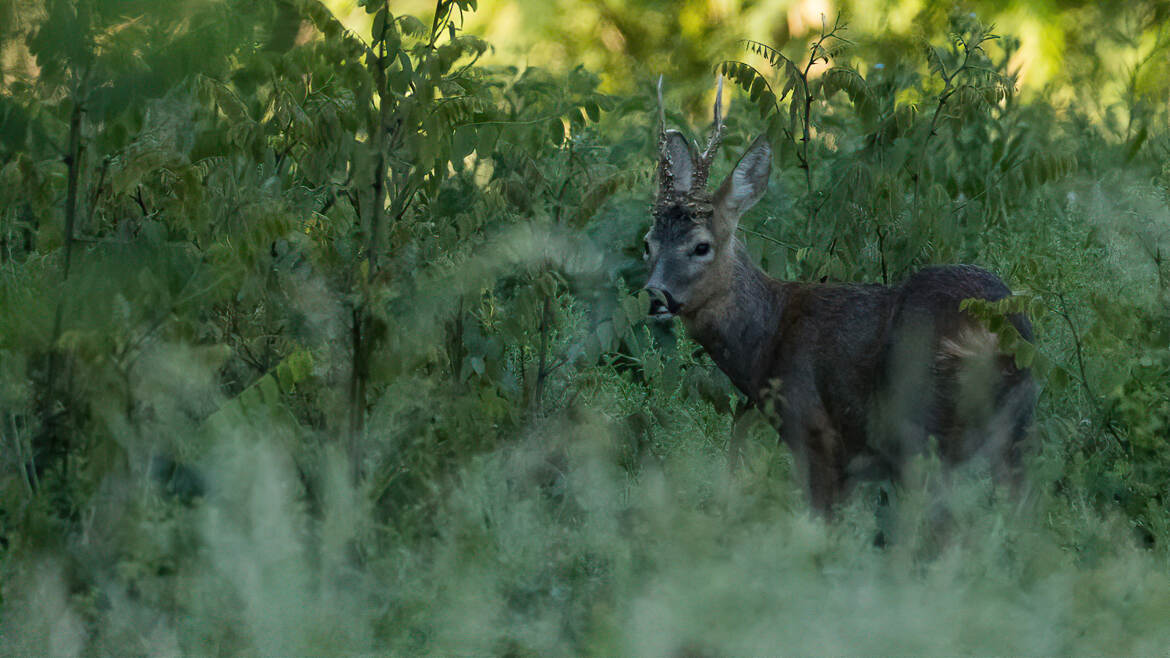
[[644, 286, 682, 320]]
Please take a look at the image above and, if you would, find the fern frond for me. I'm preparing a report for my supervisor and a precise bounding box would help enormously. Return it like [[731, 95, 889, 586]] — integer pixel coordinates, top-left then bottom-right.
[[720, 61, 785, 117], [820, 67, 876, 118], [739, 39, 793, 70]]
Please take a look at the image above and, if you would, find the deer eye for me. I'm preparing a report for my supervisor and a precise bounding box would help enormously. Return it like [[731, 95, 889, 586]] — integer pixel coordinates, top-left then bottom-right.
[[692, 242, 711, 257]]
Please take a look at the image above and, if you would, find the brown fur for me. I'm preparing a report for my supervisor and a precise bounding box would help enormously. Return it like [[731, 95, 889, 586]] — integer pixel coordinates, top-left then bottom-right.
[[679, 251, 1033, 511]]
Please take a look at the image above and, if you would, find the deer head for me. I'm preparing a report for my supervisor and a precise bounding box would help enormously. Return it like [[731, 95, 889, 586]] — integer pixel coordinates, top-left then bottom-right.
[[644, 76, 773, 320]]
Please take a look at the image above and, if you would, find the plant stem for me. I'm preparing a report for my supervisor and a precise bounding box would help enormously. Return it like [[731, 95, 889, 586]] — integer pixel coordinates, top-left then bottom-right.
[[368, 37, 390, 280], [799, 74, 814, 227], [533, 293, 552, 412], [63, 91, 84, 280], [913, 32, 983, 225], [792, 13, 845, 230], [349, 305, 366, 476], [429, 0, 449, 48], [1054, 290, 1127, 452], [39, 76, 87, 486]]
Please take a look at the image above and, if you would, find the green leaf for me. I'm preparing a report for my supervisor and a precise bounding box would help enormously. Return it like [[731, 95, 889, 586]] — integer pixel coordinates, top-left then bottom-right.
[[372, 8, 388, 42], [1012, 339, 1036, 369], [476, 125, 499, 154], [452, 125, 476, 161], [584, 100, 600, 122], [750, 76, 766, 102], [398, 15, 427, 38], [757, 91, 775, 118], [548, 117, 564, 144]]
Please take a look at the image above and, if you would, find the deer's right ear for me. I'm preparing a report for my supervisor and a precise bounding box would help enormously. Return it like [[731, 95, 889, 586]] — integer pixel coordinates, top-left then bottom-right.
[[713, 135, 771, 232], [660, 129, 697, 195]]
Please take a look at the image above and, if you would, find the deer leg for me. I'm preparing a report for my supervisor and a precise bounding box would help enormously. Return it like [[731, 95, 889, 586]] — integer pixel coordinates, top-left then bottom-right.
[[783, 403, 845, 515], [727, 398, 758, 472], [805, 423, 845, 515]]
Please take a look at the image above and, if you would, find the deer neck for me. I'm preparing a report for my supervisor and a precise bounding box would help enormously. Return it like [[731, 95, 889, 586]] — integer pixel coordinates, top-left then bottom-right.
[[682, 242, 786, 399]]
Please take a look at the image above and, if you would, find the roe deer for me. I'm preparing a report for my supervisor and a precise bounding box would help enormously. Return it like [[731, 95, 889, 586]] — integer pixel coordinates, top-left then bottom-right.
[[643, 78, 1034, 512]]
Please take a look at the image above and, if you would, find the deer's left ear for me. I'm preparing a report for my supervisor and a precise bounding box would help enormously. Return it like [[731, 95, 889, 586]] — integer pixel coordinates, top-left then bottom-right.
[[713, 135, 771, 239]]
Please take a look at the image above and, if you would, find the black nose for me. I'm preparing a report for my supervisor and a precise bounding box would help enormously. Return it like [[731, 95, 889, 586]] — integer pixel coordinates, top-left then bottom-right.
[[645, 288, 681, 316]]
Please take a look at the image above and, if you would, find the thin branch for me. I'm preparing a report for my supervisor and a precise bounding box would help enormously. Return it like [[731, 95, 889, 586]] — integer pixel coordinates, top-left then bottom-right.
[[8, 414, 36, 496], [913, 27, 1000, 224], [1052, 290, 1127, 451], [533, 293, 553, 412], [62, 84, 85, 280], [796, 13, 847, 229], [737, 225, 802, 251], [134, 186, 150, 217], [950, 155, 1025, 215], [428, 0, 451, 48]]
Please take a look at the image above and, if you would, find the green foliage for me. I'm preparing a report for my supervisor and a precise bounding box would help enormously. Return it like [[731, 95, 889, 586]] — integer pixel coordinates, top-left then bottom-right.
[[2, 1, 1170, 654]]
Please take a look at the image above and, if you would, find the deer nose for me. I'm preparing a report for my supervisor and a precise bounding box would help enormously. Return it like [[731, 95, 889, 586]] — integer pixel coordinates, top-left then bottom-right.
[[644, 286, 682, 318]]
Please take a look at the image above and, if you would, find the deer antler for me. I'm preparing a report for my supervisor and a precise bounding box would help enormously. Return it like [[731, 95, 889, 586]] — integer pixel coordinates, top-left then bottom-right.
[[657, 75, 667, 137], [656, 75, 725, 197], [692, 74, 724, 190], [656, 75, 677, 195], [702, 74, 724, 161]]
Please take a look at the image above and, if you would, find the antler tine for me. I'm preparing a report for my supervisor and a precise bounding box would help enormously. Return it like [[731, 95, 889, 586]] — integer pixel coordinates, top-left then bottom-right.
[[656, 75, 667, 137], [713, 73, 723, 135], [687, 74, 725, 191], [655, 75, 677, 197], [701, 73, 724, 162]]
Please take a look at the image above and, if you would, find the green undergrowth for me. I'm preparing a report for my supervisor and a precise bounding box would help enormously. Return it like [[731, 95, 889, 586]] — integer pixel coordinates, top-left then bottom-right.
[[6, 385, 1170, 654]]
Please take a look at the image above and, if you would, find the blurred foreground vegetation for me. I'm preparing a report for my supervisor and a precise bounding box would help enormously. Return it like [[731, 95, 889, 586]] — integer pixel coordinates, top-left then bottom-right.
[[2, 0, 1170, 653]]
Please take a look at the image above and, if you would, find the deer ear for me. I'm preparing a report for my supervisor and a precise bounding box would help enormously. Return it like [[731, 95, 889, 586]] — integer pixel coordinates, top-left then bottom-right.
[[660, 129, 697, 195], [713, 135, 771, 235]]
